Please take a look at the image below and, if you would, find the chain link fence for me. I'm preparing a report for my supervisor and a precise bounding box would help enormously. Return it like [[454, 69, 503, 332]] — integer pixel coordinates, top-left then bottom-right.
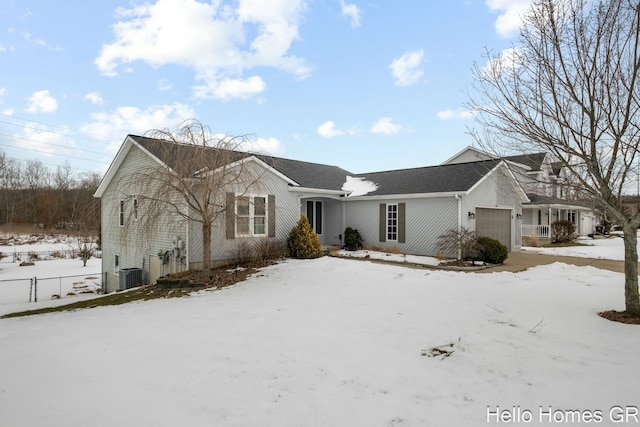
[[0, 272, 105, 305]]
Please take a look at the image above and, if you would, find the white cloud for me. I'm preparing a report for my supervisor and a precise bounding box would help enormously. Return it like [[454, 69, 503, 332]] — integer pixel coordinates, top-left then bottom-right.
[[485, 0, 532, 38], [192, 76, 267, 100], [84, 92, 104, 105], [370, 117, 403, 135], [240, 136, 285, 156], [317, 121, 346, 138], [0, 87, 7, 98], [481, 46, 524, 79], [81, 102, 196, 154], [341, 1, 361, 28], [14, 125, 82, 158], [26, 90, 58, 113], [95, 0, 309, 100], [342, 176, 378, 197], [22, 31, 47, 47], [389, 49, 424, 86], [436, 108, 475, 120]]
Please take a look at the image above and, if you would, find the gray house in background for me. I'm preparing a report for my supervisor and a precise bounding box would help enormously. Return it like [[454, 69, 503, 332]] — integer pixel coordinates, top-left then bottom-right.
[[95, 135, 528, 292], [443, 146, 597, 241]]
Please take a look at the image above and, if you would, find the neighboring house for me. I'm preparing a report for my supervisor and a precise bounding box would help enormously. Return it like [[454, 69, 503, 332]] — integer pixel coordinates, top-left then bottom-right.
[[95, 136, 528, 292], [442, 146, 597, 241]]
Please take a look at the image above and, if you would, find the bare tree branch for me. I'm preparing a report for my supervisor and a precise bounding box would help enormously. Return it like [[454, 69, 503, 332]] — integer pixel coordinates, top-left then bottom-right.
[[468, 0, 640, 314]]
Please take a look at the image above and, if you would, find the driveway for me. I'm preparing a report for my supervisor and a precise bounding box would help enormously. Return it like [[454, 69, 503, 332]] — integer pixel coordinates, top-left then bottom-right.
[[480, 250, 632, 274]]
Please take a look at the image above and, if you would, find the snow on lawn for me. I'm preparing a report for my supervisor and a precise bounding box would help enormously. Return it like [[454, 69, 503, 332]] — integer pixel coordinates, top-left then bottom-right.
[[0, 256, 636, 427], [0, 257, 102, 315], [523, 233, 635, 261]]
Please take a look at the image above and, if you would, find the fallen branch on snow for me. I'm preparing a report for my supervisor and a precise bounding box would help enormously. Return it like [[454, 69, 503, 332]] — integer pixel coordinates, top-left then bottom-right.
[[421, 337, 461, 359]]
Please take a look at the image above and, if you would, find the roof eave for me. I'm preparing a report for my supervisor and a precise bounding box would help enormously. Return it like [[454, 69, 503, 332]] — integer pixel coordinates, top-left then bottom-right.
[[343, 191, 468, 201]]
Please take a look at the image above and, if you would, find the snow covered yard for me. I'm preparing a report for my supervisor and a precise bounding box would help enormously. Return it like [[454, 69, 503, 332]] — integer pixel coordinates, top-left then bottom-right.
[[0, 232, 102, 315], [1, 253, 637, 426]]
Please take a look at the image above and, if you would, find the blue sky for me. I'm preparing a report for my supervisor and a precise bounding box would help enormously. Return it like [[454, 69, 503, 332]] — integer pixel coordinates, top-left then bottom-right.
[[0, 0, 530, 176]]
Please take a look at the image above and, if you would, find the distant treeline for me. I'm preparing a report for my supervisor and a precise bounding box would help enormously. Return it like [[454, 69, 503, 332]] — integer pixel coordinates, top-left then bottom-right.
[[0, 152, 102, 232]]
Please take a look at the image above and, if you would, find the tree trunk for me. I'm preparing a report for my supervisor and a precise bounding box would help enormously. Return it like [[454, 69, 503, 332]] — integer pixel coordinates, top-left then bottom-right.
[[202, 221, 212, 272], [622, 223, 640, 315]]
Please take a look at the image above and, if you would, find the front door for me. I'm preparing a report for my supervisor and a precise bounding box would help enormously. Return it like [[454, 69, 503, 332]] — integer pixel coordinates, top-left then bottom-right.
[[306, 200, 323, 235]]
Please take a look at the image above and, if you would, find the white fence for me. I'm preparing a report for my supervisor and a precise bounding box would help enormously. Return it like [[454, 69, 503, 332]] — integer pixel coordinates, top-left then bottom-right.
[[522, 225, 550, 237]]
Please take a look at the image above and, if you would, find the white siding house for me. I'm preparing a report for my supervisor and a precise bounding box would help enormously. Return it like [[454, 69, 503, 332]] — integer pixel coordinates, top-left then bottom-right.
[[95, 136, 529, 291], [443, 146, 597, 240]]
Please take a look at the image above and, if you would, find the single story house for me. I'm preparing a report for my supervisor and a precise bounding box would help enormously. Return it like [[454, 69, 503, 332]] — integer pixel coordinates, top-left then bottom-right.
[[95, 135, 528, 292]]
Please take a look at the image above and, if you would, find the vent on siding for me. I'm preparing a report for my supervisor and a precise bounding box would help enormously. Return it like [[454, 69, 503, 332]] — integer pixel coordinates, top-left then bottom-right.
[[119, 268, 143, 290]]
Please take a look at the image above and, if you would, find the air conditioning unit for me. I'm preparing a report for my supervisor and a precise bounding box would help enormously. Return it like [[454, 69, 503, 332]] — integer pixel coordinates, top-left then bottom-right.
[[119, 268, 143, 290]]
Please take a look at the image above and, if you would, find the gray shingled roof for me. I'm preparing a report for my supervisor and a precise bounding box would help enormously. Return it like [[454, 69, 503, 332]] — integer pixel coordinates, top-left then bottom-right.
[[504, 153, 547, 171], [355, 159, 503, 195], [255, 156, 354, 191], [131, 135, 502, 196], [526, 193, 593, 208], [132, 135, 354, 192]]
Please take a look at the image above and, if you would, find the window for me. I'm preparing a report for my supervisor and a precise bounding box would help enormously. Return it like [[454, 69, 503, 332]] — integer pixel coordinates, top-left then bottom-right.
[[387, 204, 398, 241], [114, 254, 120, 273], [237, 196, 250, 235], [306, 200, 322, 235], [254, 197, 266, 235], [119, 200, 125, 226], [236, 195, 267, 237]]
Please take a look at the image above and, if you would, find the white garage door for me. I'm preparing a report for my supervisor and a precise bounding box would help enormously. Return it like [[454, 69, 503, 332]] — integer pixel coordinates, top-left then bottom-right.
[[476, 208, 512, 251]]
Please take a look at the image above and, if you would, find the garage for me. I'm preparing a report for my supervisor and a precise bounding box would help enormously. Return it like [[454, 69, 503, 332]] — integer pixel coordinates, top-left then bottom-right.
[[475, 208, 512, 251]]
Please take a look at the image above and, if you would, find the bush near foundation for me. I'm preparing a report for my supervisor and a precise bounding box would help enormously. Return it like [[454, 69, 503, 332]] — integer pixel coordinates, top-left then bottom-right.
[[476, 236, 508, 264], [343, 227, 363, 251], [287, 216, 322, 259], [551, 220, 576, 243]]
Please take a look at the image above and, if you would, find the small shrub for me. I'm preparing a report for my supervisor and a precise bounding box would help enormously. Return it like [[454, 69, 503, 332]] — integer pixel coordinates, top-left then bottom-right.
[[476, 236, 508, 264], [232, 241, 253, 265], [78, 238, 93, 267], [551, 220, 576, 243], [51, 250, 64, 259], [343, 227, 363, 251], [29, 251, 39, 260], [252, 239, 287, 263], [287, 216, 322, 259], [437, 227, 478, 264]]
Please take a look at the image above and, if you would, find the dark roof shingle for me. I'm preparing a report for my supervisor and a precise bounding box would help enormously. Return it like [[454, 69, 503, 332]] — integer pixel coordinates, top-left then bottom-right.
[[355, 159, 503, 195]]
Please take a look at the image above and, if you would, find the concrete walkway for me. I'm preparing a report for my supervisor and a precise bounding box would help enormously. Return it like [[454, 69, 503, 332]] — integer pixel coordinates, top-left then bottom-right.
[[478, 251, 631, 274]]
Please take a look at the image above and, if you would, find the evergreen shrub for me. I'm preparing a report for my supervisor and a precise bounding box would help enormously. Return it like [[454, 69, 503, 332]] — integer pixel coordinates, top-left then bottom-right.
[[476, 236, 508, 264], [287, 216, 322, 259], [343, 227, 363, 251]]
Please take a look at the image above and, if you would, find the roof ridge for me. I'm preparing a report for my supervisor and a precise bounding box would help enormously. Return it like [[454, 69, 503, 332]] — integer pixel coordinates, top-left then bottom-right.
[[356, 158, 501, 176]]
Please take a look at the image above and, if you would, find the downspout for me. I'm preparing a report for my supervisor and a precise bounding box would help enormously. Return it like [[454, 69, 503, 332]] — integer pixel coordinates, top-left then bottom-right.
[[185, 204, 190, 271], [455, 194, 462, 260]]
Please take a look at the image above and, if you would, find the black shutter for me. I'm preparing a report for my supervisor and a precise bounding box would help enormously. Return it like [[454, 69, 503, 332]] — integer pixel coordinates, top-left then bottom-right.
[[225, 192, 235, 239], [379, 204, 386, 242], [268, 195, 275, 237], [398, 203, 406, 243]]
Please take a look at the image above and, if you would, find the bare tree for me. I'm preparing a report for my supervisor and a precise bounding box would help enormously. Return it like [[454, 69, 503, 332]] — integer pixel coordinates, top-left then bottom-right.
[[437, 227, 478, 265], [122, 120, 264, 272], [23, 159, 50, 226], [76, 171, 102, 233], [468, 0, 640, 314]]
